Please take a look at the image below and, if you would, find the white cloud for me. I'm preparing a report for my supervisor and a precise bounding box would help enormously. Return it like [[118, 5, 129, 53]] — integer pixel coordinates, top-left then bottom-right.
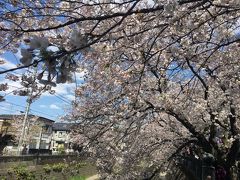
[[65, 94, 75, 101], [0, 58, 17, 70], [75, 71, 85, 81], [44, 71, 85, 97], [41, 83, 75, 97], [52, 83, 75, 94], [0, 78, 22, 95], [49, 104, 60, 110]]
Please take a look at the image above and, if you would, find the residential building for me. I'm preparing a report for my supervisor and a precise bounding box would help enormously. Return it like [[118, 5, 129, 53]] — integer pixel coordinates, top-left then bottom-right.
[[28, 116, 54, 154], [0, 114, 78, 155], [0, 114, 54, 155], [51, 123, 73, 154]]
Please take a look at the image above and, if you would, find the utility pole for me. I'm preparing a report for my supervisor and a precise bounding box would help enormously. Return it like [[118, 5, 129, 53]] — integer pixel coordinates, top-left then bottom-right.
[[17, 67, 37, 155], [17, 95, 32, 155]]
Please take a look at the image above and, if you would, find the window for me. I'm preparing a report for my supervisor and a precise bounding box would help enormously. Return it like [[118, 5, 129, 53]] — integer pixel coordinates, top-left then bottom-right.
[[58, 132, 63, 137], [29, 139, 37, 149], [40, 140, 47, 149]]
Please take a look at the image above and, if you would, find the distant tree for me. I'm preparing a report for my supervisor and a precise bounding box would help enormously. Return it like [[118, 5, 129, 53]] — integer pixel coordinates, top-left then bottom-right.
[[1, 0, 240, 179]]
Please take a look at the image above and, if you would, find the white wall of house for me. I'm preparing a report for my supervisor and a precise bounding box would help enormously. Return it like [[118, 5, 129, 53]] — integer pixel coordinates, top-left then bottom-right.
[[51, 130, 72, 154]]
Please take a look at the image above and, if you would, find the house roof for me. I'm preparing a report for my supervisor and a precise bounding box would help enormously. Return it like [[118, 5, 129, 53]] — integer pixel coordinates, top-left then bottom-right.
[[0, 114, 54, 122], [37, 116, 55, 123], [0, 114, 15, 120], [52, 123, 74, 131]]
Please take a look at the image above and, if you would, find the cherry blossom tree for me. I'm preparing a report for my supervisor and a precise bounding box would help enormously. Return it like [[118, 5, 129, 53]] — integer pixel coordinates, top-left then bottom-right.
[[11, 115, 39, 143], [1, 0, 240, 179]]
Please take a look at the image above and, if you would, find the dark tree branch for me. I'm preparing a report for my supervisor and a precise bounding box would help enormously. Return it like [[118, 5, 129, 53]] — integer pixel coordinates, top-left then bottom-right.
[[165, 109, 212, 153]]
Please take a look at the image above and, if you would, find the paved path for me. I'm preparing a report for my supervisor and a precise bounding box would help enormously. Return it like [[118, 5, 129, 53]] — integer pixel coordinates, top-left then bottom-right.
[[86, 174, 99, 180]]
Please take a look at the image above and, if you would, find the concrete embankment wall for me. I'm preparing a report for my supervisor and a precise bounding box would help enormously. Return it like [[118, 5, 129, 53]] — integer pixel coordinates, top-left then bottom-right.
[[0, 154, 85, 169]]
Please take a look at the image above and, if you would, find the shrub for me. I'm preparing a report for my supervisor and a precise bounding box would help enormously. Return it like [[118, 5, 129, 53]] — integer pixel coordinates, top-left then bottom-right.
[[75, 162, 87, 169], [11, 165, 36, 180], [57, 146, 65, 155], [43, 164, 52, 174], [52, 163, 68, 172]]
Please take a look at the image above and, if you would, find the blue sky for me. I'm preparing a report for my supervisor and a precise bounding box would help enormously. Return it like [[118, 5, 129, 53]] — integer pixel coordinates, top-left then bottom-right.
[[0, 51, 84, 122]]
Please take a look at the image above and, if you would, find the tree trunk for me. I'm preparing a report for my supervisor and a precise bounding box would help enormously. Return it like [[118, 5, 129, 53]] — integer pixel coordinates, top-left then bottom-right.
[[225, 167, 232, 180], [224, 166, 238, 180]]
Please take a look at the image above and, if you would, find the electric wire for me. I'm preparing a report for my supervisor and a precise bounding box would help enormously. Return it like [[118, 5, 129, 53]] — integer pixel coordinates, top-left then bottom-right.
[[0, 88, 68, 119], [4, 101, 56, 119], [0, 105, 21, 114], [0, 67, 22, 75], [53, 93, 72, 104]]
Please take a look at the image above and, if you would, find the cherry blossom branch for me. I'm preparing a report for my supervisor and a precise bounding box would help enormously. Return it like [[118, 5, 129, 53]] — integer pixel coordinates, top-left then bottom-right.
[[0, 60, 43, 75], [0, 0, 209, 33]]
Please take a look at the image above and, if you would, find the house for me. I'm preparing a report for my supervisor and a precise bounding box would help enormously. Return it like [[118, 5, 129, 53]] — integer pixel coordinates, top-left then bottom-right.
[[51, 123, 74, 154], [28, 116, 54, 154], [0, 114, 54, 155], [0, 114, 79, 155]]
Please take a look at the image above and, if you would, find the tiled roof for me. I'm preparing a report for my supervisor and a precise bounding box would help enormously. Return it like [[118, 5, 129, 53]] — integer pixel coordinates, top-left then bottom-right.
[[0, 114, 26, 120], [52, 123, 74, 131], [0, 114, 54, 122], [37, 116, 55, 123]]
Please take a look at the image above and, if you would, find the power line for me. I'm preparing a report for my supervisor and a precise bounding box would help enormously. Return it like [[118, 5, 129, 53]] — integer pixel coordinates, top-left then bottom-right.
[[4, 101, 56, 119], [0, 67, 22, 75], [0, 103, 26, 115], [29, 109, 57, 119], [1, 93, 71, 120], [53, 93, 72, 104], [0, 87, 66, 119], [0, 105, 21, 114], [55, 92, 73, 101], [0, 108, 16, 114], [0, 73, 75, 105], [0, 101, 60, 121]]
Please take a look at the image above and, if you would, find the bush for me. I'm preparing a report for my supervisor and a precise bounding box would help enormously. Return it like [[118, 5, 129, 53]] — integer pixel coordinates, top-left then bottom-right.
[[52, 163, 68, 172], [9, 165, 36, 180], [43, 164, 52, 174], [57, 146, 65, 155], [75, 162, 87, 169]]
